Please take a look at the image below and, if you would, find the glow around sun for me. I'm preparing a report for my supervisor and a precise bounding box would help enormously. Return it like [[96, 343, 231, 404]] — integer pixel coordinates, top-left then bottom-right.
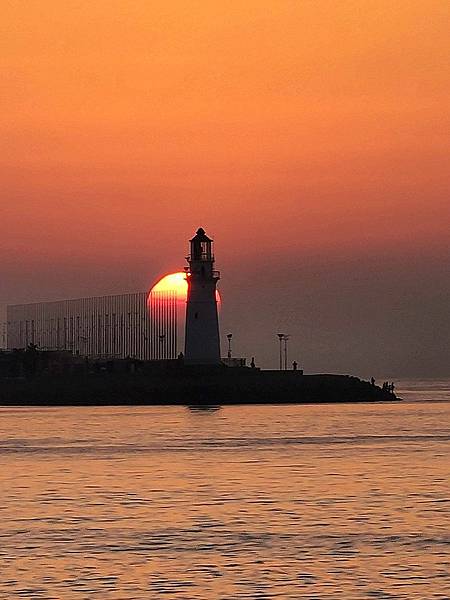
[[149, 271, 220, 303]]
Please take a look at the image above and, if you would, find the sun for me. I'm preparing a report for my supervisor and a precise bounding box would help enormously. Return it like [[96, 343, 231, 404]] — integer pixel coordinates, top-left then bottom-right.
[[150, 272, 188, 301], [149, 271, 221, 304]]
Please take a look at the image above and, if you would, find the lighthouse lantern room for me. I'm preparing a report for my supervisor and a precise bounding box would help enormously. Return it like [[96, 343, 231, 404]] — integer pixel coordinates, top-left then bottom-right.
[[184, 228, 221, 364]]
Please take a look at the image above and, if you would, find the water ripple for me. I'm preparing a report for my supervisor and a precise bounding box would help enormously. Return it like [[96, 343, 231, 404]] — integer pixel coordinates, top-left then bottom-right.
[[0, 399, 449, 598]]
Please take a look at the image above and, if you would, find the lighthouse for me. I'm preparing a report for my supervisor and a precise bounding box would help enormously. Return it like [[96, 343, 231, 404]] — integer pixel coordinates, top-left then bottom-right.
[[184, 228, 221, 364]]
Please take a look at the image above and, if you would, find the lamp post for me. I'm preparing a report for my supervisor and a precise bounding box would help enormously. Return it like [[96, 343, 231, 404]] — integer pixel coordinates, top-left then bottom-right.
[[159, 333, 166, 360], [227, 333, 232, 359], [283, 335, 290, 370], [277, 333, 285, 370]]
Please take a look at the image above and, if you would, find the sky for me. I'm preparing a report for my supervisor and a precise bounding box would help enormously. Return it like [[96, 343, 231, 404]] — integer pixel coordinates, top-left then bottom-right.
[[1, 1, 449, 376]]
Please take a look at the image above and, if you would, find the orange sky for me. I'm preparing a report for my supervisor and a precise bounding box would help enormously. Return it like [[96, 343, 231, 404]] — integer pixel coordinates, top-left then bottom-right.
[[1, 1, 449, 374]]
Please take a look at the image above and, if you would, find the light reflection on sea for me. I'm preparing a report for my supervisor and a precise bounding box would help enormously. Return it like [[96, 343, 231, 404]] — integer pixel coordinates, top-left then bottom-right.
[[0, 382, 449, 599]]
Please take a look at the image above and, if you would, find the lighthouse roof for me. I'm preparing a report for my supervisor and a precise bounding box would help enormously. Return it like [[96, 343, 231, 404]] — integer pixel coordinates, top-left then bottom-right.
[[190, 227, 213, 242]]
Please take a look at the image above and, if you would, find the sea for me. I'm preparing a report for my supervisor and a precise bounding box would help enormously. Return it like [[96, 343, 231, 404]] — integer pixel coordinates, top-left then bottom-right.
[[0, 379, 449, 599]]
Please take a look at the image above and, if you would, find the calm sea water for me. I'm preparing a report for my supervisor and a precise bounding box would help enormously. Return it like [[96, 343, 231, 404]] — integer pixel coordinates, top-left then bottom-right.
[[0, 380, 449, 599]]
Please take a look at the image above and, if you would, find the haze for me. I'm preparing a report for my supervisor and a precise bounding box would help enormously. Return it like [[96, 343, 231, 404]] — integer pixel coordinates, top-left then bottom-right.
[[1, 1, 449, 376]]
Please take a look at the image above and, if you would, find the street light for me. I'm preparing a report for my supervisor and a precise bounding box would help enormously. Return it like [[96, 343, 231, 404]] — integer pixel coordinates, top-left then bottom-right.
[[159, 333, 166, 360], [283, 335, 290, 370], [227, 333, 233, 359], [277, 333, 285, 370]]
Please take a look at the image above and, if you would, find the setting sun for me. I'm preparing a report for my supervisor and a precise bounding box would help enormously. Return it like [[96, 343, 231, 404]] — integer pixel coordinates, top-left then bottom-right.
[[150, 272, 188, 301], [149, 271, 220, 304]]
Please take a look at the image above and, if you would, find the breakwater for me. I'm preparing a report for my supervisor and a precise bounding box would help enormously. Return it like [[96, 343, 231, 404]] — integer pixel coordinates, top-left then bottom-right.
[[0, 367, 397, 405]]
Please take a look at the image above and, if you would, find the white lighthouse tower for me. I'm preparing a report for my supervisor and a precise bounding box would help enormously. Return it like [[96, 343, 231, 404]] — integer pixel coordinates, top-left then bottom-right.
[[184, 228, 221, 364]]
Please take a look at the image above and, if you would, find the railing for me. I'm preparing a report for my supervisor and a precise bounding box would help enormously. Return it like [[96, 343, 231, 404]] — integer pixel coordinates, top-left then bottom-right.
[[185, 269, 220, 279], [186, 254, 215, 262]]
